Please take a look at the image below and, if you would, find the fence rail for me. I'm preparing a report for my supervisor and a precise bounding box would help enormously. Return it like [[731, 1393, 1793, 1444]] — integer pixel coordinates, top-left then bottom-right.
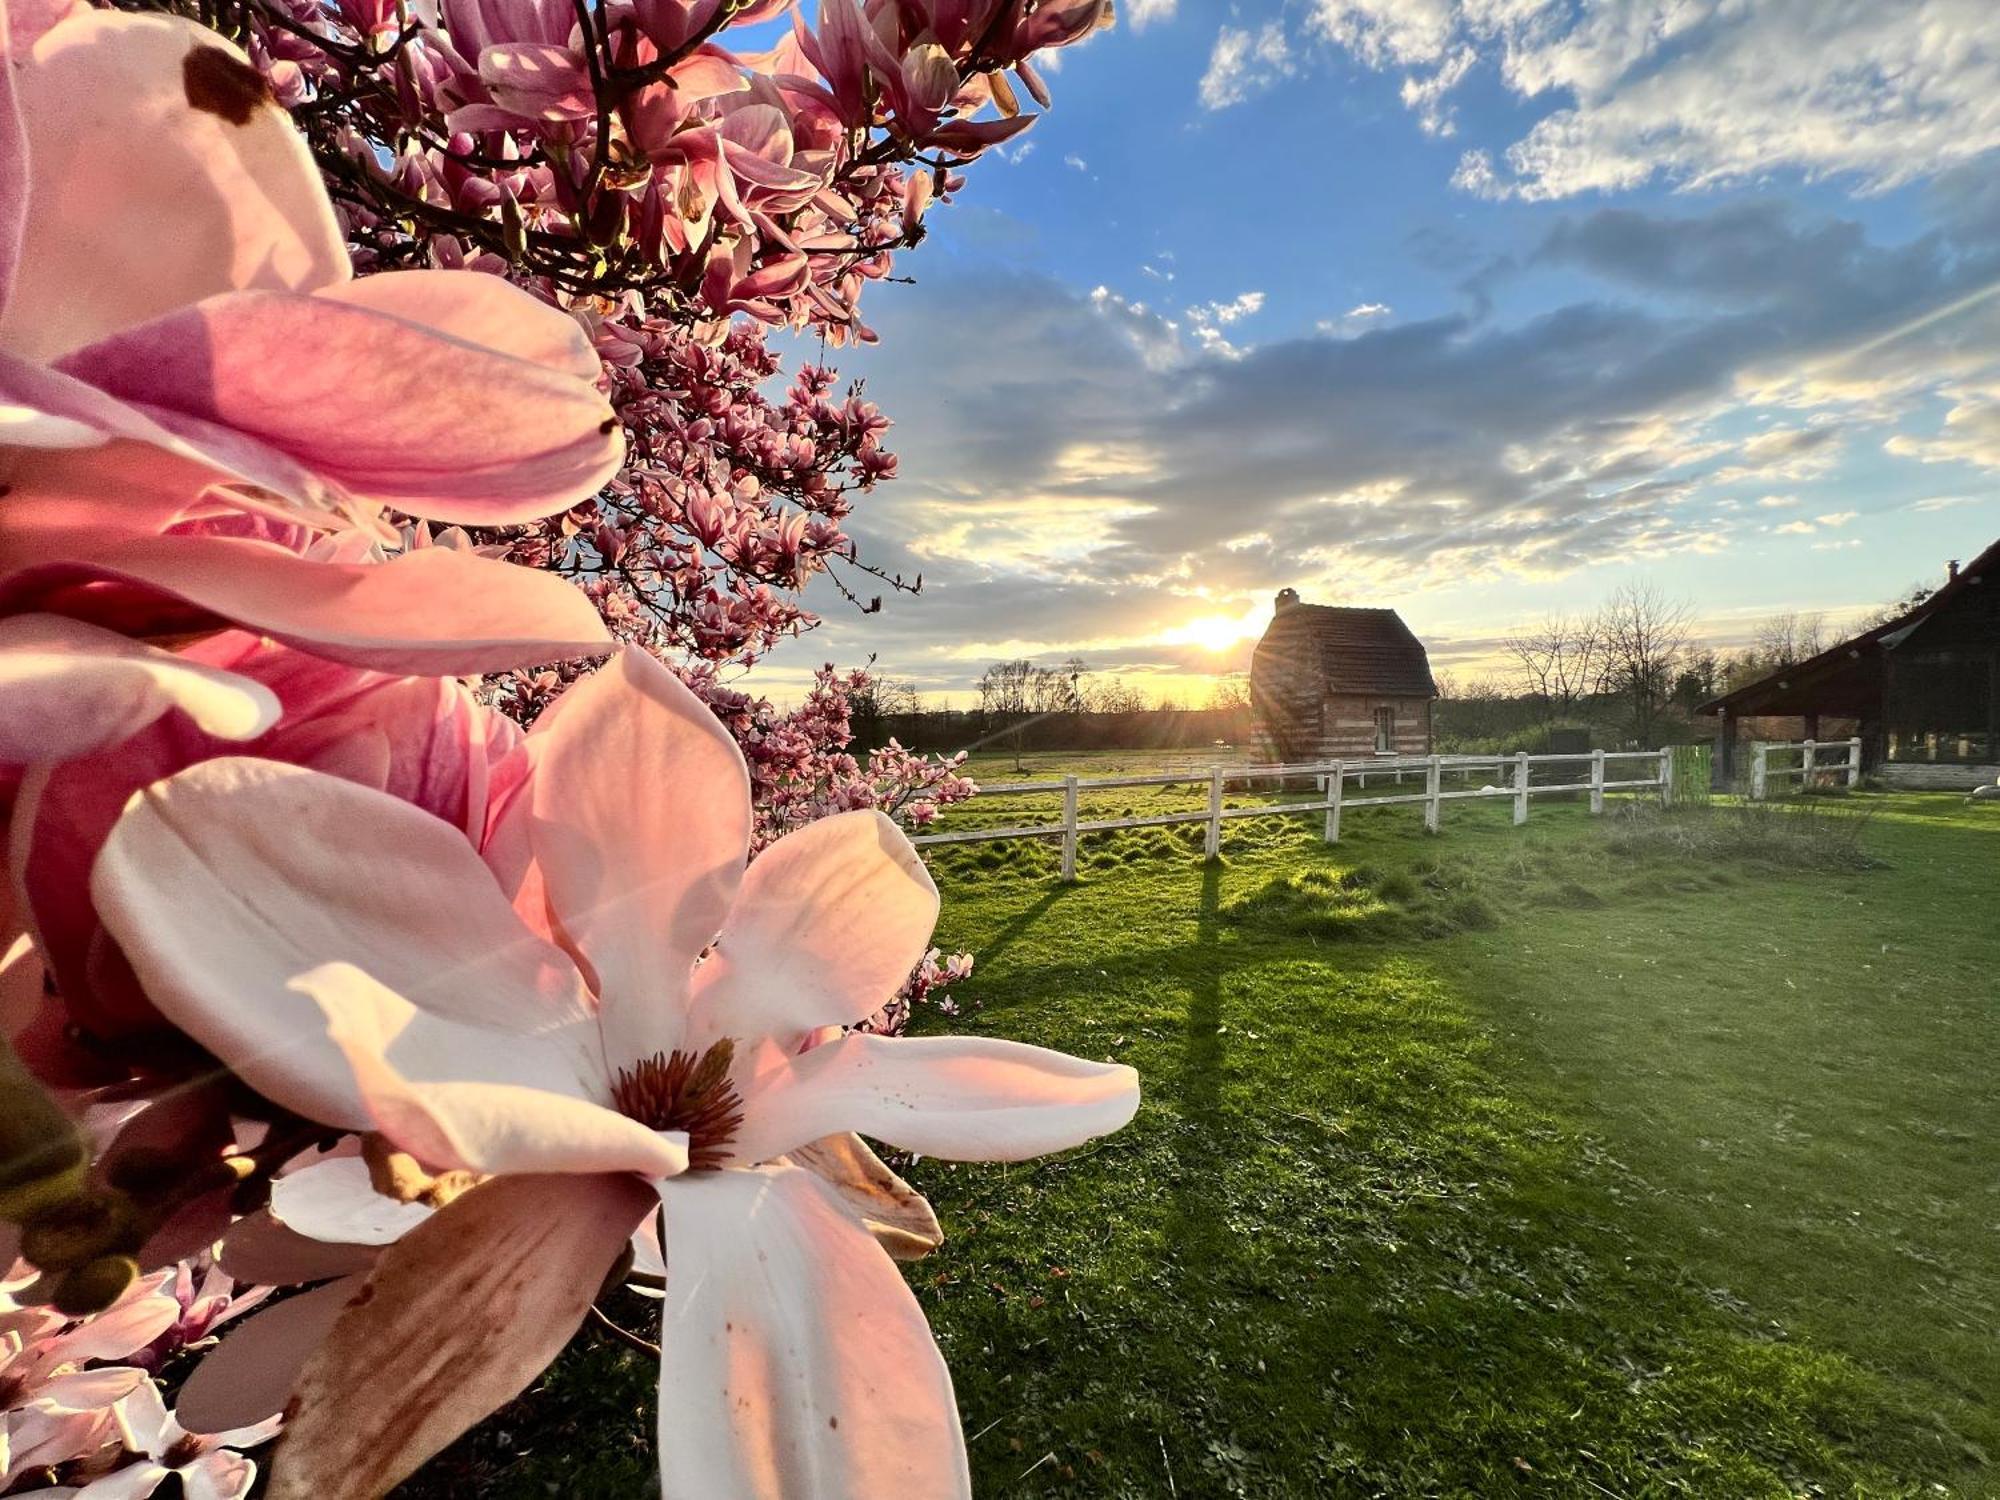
[[1748, 738, 1862, 800], [913, 748, 1679, 881]]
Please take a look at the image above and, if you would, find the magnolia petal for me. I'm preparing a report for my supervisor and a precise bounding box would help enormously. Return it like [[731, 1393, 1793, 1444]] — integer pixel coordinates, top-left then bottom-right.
[[183, 1450, 257, 1500], [0, 0, 26, 325], [316, 270, 602, 383], [0, 536, 612, 675], [301, 961, 691, 1178], [269, 1157, 433, 1247], [90, 758, 602, 1134], [216, 1211, 379, 1287], [56, 284, 621, 523], [735, 1033, 1141, 1166], [0, 11, 346, 363], [0, 614, 278, 763], [53, 1284, 181, 1363], [270, 1173, 656, 1500], [174, 1276, 361, 1434], [0, 353, 329, 520], [654, 1166, 969, 1500], [684, 810, 937, 1053], [521, 645, 751, 1066], [787, 1132, 941, 1261], [2, 923, 44, 1039]]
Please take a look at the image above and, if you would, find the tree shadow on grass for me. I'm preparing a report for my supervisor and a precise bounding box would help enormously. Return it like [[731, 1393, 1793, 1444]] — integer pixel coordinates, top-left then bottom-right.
[[967, 883, 1080, 971], [1162, 860, 1228, 1295]]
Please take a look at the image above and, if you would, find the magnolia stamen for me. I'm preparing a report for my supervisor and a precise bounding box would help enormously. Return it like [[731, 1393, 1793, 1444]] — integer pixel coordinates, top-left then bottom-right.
[[611, 1040, 745, 1171]]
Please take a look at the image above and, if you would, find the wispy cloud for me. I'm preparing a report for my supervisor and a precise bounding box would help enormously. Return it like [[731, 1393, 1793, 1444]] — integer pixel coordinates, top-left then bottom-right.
[[1309, 0, 2000, 199], [1199, 22, 1293, 110]]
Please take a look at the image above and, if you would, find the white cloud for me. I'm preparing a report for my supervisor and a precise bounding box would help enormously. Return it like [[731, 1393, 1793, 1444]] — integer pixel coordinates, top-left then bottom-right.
[[1316, 301, 1395, 336], [1199, 22, 1294, 110], [1885, 384, 2000, 470], [1063, 153, 1089, 172], [1124, 0, 1176, 30], [1450, 148, 1500, 197], [1187, 291, 1266, 326], [1183, 290, 1267, 359], [1774, 519, 1817, 535], [1815, 510, 1859, 527], [1310, 0, 2000, 199], [1755, 494, 1801, 509], [1398, 44, 1475, 137]]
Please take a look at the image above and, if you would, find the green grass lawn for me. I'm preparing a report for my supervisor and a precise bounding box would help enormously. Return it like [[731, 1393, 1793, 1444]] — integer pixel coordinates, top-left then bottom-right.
[[411, 781, 2000, 1498]]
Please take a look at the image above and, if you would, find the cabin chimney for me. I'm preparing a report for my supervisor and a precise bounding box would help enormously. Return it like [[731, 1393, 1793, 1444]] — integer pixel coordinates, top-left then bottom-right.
[[1948, 558, 1961, 581], [1274, 587, 1301, 614]]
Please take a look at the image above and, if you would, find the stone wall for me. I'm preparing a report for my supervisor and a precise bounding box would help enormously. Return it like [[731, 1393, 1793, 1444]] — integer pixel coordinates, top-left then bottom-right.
[[1878, 761, 2000, 791]]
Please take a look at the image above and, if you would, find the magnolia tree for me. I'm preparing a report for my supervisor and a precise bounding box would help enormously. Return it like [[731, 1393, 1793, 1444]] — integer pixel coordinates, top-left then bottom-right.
[[0, 3, 1140, 1497], [177, 0, 1021, 1001]]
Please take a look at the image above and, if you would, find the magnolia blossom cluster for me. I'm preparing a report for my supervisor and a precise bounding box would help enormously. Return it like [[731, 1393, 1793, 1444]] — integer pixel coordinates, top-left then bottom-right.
[[0, 7, 1136, 1498], [0, 1256, 273, 1494], [501, 316, 903, 665], [225, 0, 1108, 340]]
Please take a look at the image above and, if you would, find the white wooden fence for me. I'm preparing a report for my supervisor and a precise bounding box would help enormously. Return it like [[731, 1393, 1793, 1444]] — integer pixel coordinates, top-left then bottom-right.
[[1748, 737, 1862, 800], [911, 749, 1675, 882]]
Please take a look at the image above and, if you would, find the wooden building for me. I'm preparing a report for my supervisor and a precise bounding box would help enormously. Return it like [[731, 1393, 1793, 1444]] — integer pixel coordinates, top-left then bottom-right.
[[1250, 589, 1437, 761], [1698, 537, 2000, 790]]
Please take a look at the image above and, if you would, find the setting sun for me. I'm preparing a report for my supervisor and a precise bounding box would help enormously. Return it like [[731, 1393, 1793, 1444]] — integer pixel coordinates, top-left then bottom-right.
[[1165, 611, 1262, 653]]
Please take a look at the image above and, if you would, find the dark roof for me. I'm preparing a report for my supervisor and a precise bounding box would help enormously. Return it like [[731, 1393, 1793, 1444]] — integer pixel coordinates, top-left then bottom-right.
[[1252, 604, 1437, 698], [1697, 534, 2000, 717]]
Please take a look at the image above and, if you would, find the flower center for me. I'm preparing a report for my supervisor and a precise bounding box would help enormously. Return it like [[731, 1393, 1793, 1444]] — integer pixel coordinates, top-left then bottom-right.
[[611, 1039, 745, 1172]]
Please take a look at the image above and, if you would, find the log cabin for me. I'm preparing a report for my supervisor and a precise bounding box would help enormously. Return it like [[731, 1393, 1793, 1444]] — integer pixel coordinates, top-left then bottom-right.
[[1250, 589, 1438, 762]]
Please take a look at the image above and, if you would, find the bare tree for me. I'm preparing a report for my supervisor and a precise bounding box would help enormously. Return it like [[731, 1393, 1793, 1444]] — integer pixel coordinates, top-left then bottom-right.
[[1087, 678, 1148, 714], [1595, 582, 1693, 743], [1501, 612, 1603, 721], [1205, 674, 1252, 711], [1753, 610, 1829, 667]]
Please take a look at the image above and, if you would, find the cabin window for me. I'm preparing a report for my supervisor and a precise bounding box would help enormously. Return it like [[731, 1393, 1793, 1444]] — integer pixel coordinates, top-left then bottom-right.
[[1373, 706, 1395, 752]]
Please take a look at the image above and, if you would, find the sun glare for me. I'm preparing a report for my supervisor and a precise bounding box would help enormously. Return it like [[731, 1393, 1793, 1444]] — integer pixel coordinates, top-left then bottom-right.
[[1169, 612, 1260, 653]]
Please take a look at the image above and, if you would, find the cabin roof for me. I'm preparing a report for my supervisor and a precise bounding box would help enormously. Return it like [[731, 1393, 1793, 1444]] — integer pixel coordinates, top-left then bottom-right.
[[1253, 604, 1437, 699], [1697, 534, 2000, 717]]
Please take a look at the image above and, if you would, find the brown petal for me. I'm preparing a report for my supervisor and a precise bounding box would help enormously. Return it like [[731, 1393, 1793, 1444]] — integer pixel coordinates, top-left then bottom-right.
[[177, 1275, 364, 1433], [787, 1132, 943, 1261], [217, 1208, 381, 1287], [268, 1172, 654, 1500]]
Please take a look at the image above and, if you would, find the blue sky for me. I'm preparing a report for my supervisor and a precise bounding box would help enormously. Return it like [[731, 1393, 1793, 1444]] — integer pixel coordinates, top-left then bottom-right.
[[775, 0, 2000, 703]]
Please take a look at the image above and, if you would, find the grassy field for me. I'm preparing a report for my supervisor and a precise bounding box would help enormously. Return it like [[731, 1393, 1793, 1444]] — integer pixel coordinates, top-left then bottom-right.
[[412, 766, 2000, 1498]]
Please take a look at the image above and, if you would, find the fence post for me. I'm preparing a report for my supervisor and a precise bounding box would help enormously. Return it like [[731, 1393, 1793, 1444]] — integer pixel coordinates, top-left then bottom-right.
[[1846, 735, 1862, 788], [1060, 774, 1078, 883], [1424, 754, 1441, 833], [1659, 745, 1673, 807], [1324, 761, 1343, 844], [1513, 751, 1529, 826], [1802, 738, 1816, 789], [1590, 748, 1606, 815], [1751, 744, 1768, 800], [1204, 765, 1223, 860]]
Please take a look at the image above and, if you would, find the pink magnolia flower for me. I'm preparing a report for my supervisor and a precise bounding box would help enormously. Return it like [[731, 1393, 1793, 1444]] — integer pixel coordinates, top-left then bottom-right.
[[91, 645, 1139, 1499], [11, 629, 522, 1053], [0, 3, 619, 763], [79, 1381, 278, 1500], [0, 1260, 180, 1490]]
